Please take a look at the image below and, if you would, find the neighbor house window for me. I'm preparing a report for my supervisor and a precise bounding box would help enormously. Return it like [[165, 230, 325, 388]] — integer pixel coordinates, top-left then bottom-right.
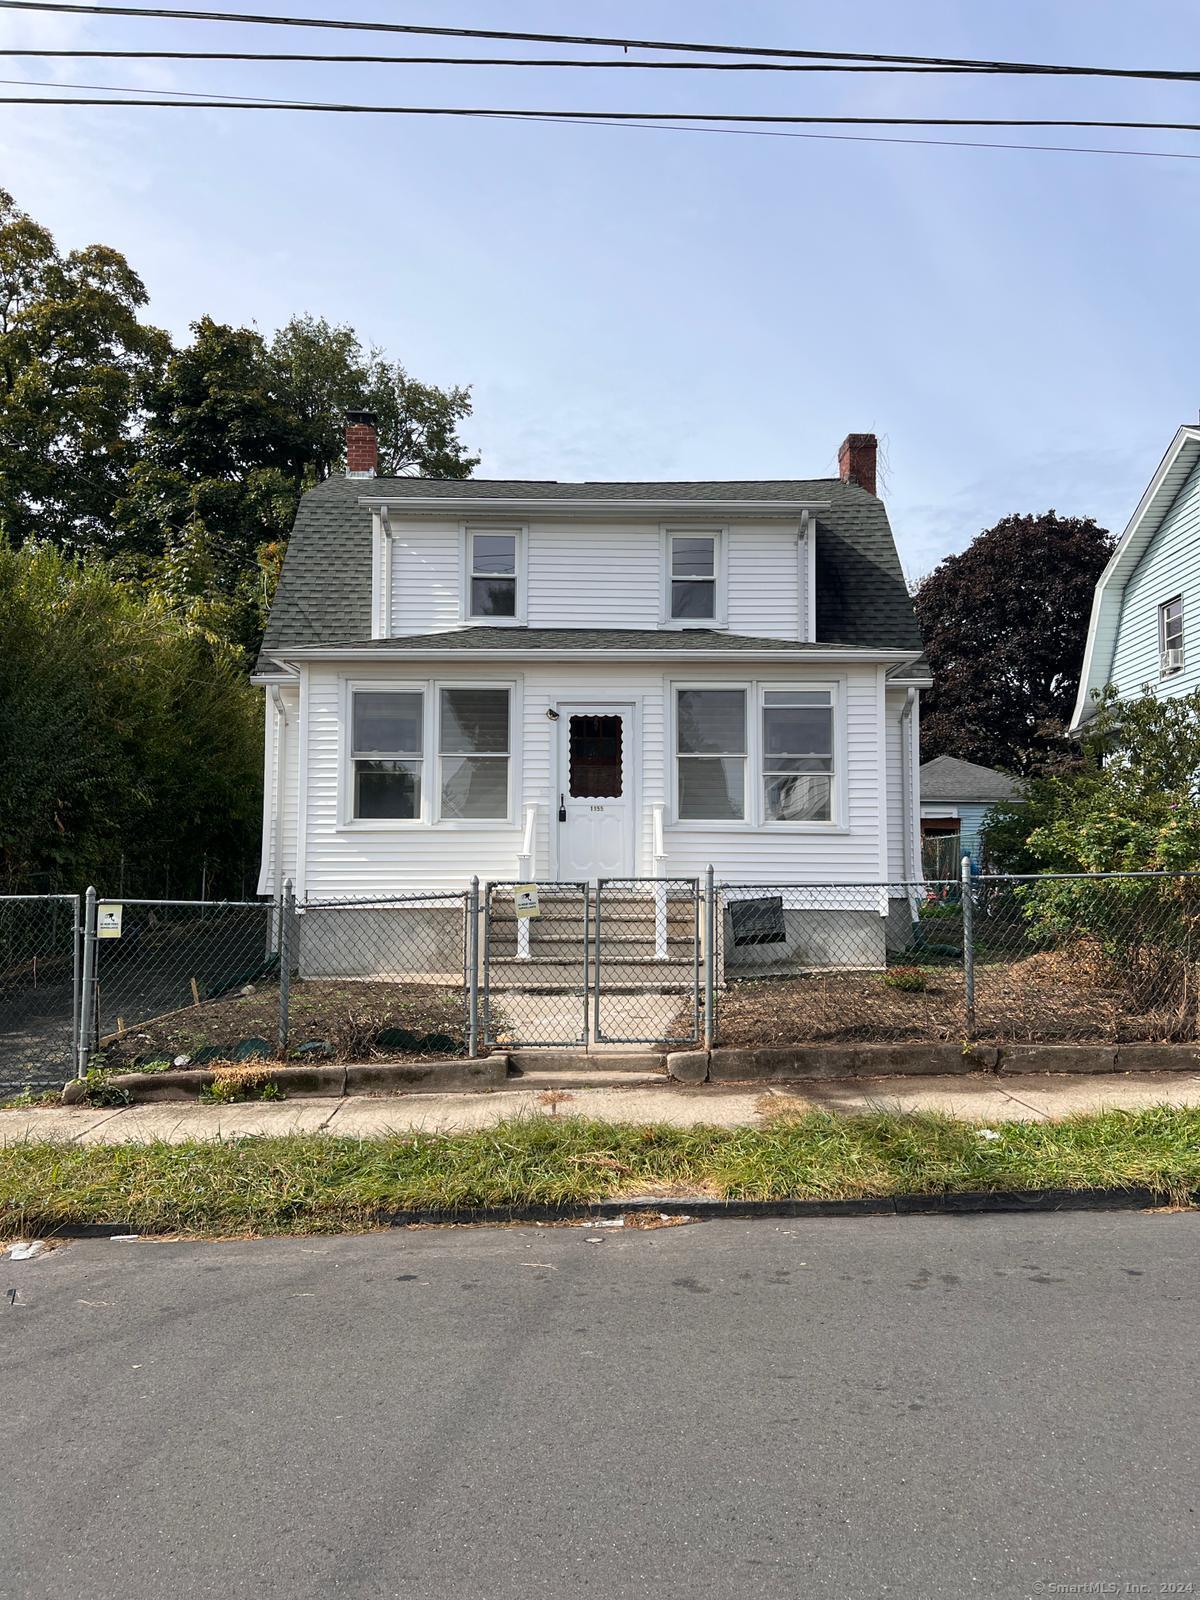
[[439, 687, 511, 819], [669, 533, 717, 621], [351, 690, 423, 820], [469, 531, 517, 618], [762, 689, 835, 822], [675, 688, 745, 819], [1160, 596, 1184, 675]]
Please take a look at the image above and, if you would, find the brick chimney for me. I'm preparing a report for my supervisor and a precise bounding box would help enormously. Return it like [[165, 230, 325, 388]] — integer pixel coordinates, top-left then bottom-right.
[[345, 410, 378, 479], [838, 433, 877, 496]]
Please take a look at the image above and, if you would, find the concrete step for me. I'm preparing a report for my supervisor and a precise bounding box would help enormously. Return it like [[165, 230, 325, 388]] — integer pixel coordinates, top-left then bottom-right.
[[508, 1049, 666, 1074], [505, 1069, 667, 1090]]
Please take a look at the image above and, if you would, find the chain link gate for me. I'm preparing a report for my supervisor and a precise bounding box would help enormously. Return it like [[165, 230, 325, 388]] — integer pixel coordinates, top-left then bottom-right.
[[593, 877, 701, 1046], [0, 893, 81, 1094], [480, 878, 702, 1050], [482, 881, 590, 1047]]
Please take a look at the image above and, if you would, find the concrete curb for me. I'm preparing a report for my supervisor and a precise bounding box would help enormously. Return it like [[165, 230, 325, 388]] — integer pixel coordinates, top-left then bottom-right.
[[670, 1043, 1200, 1083], [29, 1185, 1184, 1239], [88, 1056, 509, 1103]]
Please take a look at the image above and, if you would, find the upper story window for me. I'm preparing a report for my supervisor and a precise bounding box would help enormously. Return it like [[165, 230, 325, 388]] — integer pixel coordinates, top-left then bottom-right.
[[468, 530, 518, 619], [351, 689, 423, 820], [762, 689, 834, 822], [667, 531, 720, 624], [1160, 596, 1184, 677]]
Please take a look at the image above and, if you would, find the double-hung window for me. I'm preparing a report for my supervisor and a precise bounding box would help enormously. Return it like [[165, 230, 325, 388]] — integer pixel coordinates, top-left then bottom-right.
[[468, 531, 518, 619], [669, 532, 717, 622], [762, 689, 835, 822], [351, 690, 423, 820], [439, 687, 511, 819], [1160, 596, 1184, 676], [675, 688, 746, 820]]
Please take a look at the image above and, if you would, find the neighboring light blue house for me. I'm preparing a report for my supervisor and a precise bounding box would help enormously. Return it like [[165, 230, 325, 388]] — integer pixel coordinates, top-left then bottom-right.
[[919, 755, 1024, 870], [1072, 423, 1200, 732]]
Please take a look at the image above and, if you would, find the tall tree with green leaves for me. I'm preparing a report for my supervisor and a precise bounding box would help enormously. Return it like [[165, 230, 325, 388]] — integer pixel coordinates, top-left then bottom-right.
[[0, 188, 170, 550], [0, 539, 262, 894], [915, 511, 1114, 775]]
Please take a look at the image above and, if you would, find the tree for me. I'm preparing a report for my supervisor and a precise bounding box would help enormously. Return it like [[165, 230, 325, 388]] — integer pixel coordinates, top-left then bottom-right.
[[915, 512, 1113, 774], [0, 540, 262, 895], [0, 188, 169, 550], [116, 314, 478, 653]]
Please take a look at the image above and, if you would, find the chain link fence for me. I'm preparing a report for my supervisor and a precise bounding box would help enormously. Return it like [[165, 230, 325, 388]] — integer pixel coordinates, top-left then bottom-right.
[[8, 867, 1200, 1094], [0, 895, 80, 1094]]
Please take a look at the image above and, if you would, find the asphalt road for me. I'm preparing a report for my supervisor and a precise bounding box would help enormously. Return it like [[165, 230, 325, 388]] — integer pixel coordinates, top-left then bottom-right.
[[2, 1212, 1198, 1599]]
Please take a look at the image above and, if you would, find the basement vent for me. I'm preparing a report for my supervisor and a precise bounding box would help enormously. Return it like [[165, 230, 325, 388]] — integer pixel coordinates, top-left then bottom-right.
[[728, 896, 786, 947]]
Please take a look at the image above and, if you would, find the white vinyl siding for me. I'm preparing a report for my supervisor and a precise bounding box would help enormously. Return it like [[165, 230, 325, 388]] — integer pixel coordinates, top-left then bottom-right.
[[379, 516, 806, 639], [1111, 459, 1200, 704], [292, 659, 892, 896]]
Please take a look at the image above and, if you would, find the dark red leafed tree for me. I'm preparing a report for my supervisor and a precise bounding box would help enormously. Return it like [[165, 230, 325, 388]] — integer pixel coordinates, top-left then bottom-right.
[[915, 511, 1114, 775]]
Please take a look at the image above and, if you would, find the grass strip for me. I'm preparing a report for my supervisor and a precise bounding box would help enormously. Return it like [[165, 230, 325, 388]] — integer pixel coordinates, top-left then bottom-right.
[[2, 1108, 1199, 1239]]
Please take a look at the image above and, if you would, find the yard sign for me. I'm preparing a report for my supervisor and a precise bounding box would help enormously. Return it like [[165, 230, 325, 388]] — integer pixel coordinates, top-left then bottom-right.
[[514, 885, 540, 919]]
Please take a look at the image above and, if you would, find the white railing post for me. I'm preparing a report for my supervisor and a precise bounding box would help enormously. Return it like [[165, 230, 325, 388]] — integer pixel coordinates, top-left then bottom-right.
[[651, 804, 668, 960], [516, 803, 537, 961]]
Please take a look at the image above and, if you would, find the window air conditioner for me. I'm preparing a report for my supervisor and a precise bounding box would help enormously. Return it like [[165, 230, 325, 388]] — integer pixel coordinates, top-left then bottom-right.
[[1162, 647, 1185, 673]]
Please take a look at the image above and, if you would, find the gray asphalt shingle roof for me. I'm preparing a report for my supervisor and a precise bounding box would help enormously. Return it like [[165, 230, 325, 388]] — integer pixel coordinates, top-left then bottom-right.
[[258, 474, 922, 669], [285, 626, 883, 654], [919, 755, 1024, 804]]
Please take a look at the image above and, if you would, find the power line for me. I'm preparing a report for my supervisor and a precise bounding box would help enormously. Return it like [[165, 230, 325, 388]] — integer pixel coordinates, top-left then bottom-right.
[[0, 0, 1195, 83], [0, 50, 1061, 75], [5, 89, 1200, 135]]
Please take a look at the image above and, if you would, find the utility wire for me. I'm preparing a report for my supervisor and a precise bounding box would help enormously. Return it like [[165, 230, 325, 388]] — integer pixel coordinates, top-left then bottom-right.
[[0, 50, 1064, 74], [5, 87, 1200, 135], [0, 0, 1195, 83]]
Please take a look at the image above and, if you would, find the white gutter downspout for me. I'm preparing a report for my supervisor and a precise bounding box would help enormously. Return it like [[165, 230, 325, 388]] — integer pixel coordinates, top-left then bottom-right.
[[269, 684, 290, 897], [373, 506, 393, 639], [900, 687, 918, 885]]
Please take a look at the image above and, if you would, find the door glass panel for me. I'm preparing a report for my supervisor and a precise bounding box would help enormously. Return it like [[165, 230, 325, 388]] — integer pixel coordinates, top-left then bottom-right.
[[569, 715, 622, 798]]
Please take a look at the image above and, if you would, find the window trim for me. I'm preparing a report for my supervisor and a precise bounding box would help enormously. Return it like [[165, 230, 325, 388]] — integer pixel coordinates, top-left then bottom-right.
[[1159, 595, 1184, 677], [660, 526, 728, 629], [760, 685, 838, 828], [338, 676, 521, 831], [667, 677, 849, 832], [461, 523, 527, 626], [342, 679, 429, 829], [433, 680, 517, 827]]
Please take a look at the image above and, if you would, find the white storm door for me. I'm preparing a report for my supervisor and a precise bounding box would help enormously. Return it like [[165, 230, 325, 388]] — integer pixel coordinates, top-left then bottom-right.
[[556, 705, 634, 882]]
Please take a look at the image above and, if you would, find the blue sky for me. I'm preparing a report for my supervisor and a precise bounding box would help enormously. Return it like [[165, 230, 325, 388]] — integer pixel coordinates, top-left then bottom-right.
[[2, 0, 1198, 580]]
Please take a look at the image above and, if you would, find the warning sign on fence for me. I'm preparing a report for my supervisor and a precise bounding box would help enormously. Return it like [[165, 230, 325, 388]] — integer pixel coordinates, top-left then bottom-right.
[[513, 885, 540, 920], [96, 903, 123, 939]]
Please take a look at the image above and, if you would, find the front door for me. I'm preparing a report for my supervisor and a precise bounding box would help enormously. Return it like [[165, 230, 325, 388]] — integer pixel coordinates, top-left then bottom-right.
[[556, 705, 634, 882]]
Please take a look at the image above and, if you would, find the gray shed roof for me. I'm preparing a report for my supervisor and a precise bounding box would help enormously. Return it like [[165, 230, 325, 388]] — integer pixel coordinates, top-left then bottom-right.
[[920, 755, 1024, 804], [259, 474, 922, 669]]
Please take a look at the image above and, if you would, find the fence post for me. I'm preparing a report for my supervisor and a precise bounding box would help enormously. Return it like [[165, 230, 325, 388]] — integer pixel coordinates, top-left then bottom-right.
[[703, 864, 716, 1051], [278, 877, 294, 1059], [467, 876, 480, 1058], [961, 853, 976, 1040], [76, 886, 97, 1079]]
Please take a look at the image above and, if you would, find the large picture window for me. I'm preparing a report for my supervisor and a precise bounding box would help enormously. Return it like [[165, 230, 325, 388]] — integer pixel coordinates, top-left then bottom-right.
[[762, 689, 834, 822], [669, 533, 717, 621], [675, 688, 746, 820], [351, 690, 423, 820], [439, 687, 511, 819], [468, 531, 518, 619]]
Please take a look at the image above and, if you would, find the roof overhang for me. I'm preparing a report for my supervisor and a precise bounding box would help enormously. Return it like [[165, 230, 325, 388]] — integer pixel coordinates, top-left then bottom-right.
[[1071, 424, 1200, 733], [265, 644, 922, 666], [359, 495, 831, 521]]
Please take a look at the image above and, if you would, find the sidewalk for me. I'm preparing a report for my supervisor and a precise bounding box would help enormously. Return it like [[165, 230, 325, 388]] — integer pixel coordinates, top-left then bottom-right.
[[5, 1071, 1200, 1144]]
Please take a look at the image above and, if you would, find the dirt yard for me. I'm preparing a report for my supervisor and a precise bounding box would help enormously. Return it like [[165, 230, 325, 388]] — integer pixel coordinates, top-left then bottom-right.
[[711, 949, 1191, 1047], [101, 979, 469, 1069]]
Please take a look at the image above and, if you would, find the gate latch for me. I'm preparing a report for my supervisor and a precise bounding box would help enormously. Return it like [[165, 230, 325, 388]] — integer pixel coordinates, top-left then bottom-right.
[[558, 793, 567, 823]]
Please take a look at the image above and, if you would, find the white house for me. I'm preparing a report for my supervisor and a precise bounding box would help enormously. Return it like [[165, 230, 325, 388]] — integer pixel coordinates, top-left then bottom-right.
[[1072, 423, 1200, 733], [254, 420, 928, 929]]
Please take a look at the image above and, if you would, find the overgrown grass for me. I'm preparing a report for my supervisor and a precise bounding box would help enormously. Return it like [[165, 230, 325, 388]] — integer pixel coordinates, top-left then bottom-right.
[[2, 1108, 1199, 1238]]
